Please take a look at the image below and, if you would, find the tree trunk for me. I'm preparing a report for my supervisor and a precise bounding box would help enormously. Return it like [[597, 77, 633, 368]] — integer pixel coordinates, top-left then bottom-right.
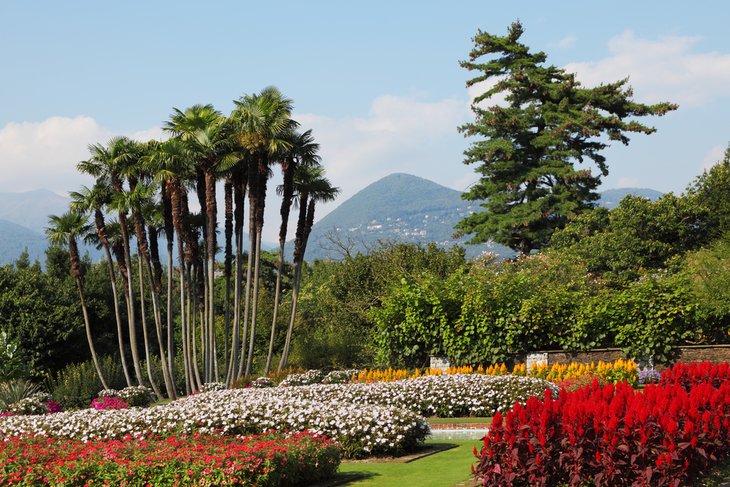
[[95, 210, 132, 387], [227, 173, 246, 386], [204, 168, 218, 383], [223, 179, 233, 378], [119, 211, 145, 385], [134, 211, 175, 399], [69, 239, 109, 390], [137, 251, 163, 400], [265, 157, 295, 374]]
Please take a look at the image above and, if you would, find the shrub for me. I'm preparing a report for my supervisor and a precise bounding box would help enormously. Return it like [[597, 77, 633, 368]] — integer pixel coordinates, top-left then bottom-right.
[[117, 386, 155, 407], [0, 431, 340, 486], [49, 356, 127, 409], [0, 380, 41, 412]]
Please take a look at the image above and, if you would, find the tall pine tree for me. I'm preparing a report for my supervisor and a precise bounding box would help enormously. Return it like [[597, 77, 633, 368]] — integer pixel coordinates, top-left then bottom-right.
[[455, 21, 677, 255]]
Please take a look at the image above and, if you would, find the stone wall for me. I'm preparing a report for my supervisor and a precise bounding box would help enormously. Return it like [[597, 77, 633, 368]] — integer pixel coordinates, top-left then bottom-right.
[[525, 345, 730, 368]]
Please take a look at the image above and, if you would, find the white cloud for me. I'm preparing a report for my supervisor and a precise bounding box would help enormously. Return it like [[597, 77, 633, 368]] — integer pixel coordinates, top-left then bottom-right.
[[565, 31, 730, 107], [701, 144, 726, 170], [0, 116, 168, 194], [0, 116, 110, 193]]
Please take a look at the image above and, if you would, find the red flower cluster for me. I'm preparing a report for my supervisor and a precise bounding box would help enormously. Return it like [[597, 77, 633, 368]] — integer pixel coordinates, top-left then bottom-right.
[[659, 361, 730, 390], [0, 431, 340, 486], [89, 396, 128, 410], [474, 362, 730, 486]]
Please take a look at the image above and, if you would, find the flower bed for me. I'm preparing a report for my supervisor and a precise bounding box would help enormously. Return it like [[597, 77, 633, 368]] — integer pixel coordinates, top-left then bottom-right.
[[284, 374, 559, 417], [0, 431, 339, 486], [0, 374, 555, 458], [473, 364, 730, 486], [0, 388, 427, 458], [659, 361, 730, 390], [350, 359, 637, 385]]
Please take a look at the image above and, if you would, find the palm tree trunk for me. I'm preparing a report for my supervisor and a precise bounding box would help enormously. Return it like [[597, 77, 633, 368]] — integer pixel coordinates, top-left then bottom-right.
[[238, 172, 257, 378], [204, 168, 218, 383], [245, 230, 263, 376], [279, 260, 302, 372], [265, 242, 285, 374], [227, 175, 246, 386], [279, 194, 310, 371], [134, 213, 175, 399], [102, 243, 132, 387], [119, 212, 145, 385], [69, 239, 109, 390], [223, 179, 233, 378], [137, 251, 163, 400], [266, 156, 295, 374]]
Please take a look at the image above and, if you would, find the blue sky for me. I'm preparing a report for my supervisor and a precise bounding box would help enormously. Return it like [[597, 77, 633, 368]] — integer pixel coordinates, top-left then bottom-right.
[[1, 1, 729, 241]]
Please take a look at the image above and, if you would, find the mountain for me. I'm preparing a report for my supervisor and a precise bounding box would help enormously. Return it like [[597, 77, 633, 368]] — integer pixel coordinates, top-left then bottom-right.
[[297, 173, 511, 261], [297, 174, 665, 262], [0, 189, 71, 234], [598, 188, 663, 209], [0, 219, 49, 265]]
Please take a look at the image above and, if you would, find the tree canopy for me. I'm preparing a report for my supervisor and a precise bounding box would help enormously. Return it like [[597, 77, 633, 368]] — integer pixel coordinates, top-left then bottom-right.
[[455, 21, 677, 255]]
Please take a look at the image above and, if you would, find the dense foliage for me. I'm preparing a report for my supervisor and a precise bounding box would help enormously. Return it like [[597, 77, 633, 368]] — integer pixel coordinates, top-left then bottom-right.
[[474, 362, 730, 486]]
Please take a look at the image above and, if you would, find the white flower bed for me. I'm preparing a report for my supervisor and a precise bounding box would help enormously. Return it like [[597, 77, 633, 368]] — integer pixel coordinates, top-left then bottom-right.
[[279, 374, 558, 417], [0, 374, 555, 457], [0, 388, 427, 457]]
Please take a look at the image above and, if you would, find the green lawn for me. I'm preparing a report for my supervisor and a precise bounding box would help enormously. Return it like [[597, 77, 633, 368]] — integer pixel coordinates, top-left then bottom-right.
[[329, 440, 481, 487]]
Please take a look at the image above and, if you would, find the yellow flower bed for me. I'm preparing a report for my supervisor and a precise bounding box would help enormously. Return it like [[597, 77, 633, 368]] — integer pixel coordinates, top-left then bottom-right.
[[353, 359, 637, 385]]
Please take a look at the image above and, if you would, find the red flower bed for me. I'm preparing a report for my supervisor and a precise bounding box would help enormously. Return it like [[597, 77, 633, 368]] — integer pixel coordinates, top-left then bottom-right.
[[0, 431, 340, 486], [659, 361, 730, 390], [474, 363, 730, 486]]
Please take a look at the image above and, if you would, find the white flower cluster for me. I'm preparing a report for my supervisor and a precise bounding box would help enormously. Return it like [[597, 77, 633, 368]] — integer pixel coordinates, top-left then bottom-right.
[[0, 386, 427, 457], [97, 386, 154, 407], [280, 374, 559, 416], [322, 369, 361, 384], [278, 370, 327, 387]]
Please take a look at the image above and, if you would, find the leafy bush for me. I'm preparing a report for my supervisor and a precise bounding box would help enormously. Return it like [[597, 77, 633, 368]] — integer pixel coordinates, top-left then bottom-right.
[[0, 431, 340, 486], [0, 331, 28, 382], [474, 376, 730, 485], [49, 355, 127, 408], [0, 380, 41, 412]]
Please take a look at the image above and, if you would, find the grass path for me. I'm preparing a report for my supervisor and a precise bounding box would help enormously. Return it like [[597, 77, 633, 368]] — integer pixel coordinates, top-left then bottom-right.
[[330, 440, 480, 487]]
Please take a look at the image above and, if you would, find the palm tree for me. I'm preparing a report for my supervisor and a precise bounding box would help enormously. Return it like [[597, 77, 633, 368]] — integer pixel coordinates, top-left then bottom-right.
[[279, 166, 339, 371], [231, 87, 298, 377], [46, 211, 110, 389], [265, 129, 320, 374], [70, 183, 133, 387], [165, 105, 233, 383], [147, 138, 197, 394], [78, 137, 145, 386]]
